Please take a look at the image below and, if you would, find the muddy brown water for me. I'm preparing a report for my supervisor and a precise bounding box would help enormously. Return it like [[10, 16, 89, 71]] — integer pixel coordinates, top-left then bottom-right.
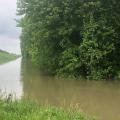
[[0, 58, 120, 120]]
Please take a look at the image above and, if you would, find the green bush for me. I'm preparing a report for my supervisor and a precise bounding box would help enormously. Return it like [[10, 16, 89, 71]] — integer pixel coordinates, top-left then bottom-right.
[[17, 0, 120, 80]]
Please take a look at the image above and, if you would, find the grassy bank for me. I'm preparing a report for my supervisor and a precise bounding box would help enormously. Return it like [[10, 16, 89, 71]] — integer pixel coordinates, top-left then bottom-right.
[[0, 50, 19, 64], [0, 100, 95, 120]]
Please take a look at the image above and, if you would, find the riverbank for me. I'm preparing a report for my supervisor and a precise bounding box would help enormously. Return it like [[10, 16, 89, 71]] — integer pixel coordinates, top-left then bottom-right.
[[0, 100, 95, 120], [0, 50, 19, 64]]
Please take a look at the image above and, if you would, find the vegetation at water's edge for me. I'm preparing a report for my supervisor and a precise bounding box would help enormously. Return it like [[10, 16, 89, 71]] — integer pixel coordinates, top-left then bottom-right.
[[0, 100, 95, 120], [0, 50, 19, 64], [17, 0, 120, 80]]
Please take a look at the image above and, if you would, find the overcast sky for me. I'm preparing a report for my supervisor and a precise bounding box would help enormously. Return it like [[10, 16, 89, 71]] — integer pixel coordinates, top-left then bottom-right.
[[0, 0, 21, 54]]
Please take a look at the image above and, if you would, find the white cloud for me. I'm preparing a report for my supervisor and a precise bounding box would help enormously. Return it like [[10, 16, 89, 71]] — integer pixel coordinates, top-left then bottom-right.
[[0, 0, 21, 54], [0, 35, 21, 54]]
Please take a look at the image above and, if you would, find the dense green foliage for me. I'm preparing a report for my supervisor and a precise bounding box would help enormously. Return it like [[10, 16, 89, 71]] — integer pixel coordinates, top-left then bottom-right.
[[17, 0, 120, 80], [0, 100, 95, 120], [0, 50, 19, 64]]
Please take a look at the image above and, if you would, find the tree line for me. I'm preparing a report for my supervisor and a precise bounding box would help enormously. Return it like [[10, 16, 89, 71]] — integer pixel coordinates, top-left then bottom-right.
[[17, 0, 120, 80]]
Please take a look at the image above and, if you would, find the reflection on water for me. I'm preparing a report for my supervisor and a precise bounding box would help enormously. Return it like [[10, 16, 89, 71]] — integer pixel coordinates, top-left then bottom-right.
[[21, 61, 120, 120], [0, 58, 23, 98], [0, 59, 120, 120]]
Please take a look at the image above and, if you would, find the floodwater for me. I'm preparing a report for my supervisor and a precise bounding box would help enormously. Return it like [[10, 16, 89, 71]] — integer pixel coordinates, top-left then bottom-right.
[[0, 58, 22, 98], [0, 58, 120, 120]]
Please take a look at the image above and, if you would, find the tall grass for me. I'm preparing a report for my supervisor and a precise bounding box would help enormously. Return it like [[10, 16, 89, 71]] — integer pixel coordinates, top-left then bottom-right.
[[0, 99, 96, 120]]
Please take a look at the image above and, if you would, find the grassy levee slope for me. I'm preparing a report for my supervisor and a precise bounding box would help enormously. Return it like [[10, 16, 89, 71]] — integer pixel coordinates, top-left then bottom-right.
[[0, 100, 95, 120], [0, 50, 19, 64]]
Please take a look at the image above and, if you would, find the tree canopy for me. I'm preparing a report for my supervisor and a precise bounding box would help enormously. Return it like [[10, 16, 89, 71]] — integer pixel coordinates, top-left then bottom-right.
[[17, 0, 120, 80]]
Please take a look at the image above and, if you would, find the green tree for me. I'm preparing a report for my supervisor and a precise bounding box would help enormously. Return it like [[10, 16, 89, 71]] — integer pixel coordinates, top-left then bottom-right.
[[17, 0, 120, 80]]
